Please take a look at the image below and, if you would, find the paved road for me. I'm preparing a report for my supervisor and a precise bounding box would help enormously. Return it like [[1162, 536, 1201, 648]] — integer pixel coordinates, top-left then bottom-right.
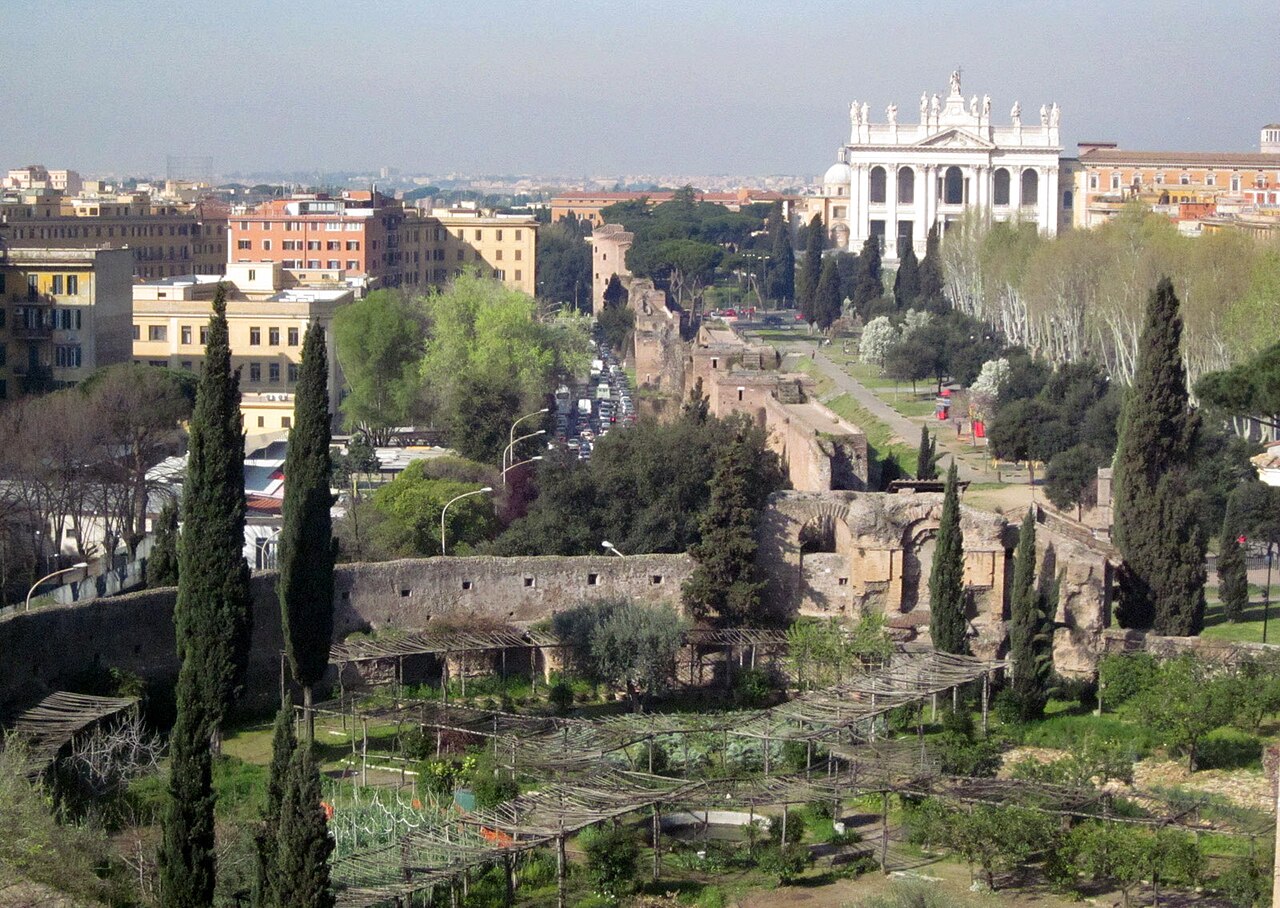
[[799, 346, 985, 483]]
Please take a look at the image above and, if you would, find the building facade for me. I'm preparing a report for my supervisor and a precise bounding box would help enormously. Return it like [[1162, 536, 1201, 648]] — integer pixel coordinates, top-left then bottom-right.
[[550, 189, 796, 227], [132, 262, 350, 432], [813, 71, 1065, 262], [1072, 128, 1280, 230], [227, 192, 537, 296], [0, 247, 134, 399]]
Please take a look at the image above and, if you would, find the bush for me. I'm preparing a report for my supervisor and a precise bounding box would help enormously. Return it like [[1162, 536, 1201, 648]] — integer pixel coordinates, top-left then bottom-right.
[[769, 810, 807, 844], [1212, 852, 1272, 907], [1053, 674, 1098, 709], [581, 825, 640, 898], [852, 878, 978, 907], [1097, 652, 1159, 709], [549, 679, 575, 714], [733, 667, 779, 707], [1197, 727, 1263, 771], [991, 688, 1022, 726], [755, 842, 812, 884]]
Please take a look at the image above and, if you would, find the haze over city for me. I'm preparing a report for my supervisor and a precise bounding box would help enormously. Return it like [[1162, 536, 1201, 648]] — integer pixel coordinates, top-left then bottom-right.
[[5, 0, 1279, 177]]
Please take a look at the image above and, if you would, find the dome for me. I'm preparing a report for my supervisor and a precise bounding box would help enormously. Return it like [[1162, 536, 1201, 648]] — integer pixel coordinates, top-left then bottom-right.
[[823, 161, 852, 189]]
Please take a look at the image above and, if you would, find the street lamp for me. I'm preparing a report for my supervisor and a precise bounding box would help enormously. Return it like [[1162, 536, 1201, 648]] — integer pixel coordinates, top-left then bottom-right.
[[502, 430, 546, 475], [501, 455, 543, 487], [601, 541, 624, 557], [25, 561, 89, 612], [440, 488, 493, 556], [506, 409, 549, 471]]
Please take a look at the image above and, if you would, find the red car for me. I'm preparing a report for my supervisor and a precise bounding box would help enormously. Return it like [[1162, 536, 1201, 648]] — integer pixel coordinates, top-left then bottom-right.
[[723, 308, 737, 317]]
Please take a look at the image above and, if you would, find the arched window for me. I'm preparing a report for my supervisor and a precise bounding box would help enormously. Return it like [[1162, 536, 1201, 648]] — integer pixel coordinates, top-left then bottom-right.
[[869, 166, 887, 204], [1062, 190, 1073, 209], [1020, 169, 1039, 207], [993, 168, 1010, 206], [897, 167, 915, 204], [943, 166, 964, 205]]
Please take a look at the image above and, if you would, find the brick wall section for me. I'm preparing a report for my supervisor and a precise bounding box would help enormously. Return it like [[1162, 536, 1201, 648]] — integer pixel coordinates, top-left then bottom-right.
[[0, 553, 692, 711]]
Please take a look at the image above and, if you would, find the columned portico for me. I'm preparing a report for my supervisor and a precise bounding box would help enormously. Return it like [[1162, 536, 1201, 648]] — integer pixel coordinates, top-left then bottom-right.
[[816, 71, 1064, 262]]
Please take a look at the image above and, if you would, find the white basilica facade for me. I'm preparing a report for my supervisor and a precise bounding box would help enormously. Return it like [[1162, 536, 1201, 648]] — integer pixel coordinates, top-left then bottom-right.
[[814, 71, 1065, 263]]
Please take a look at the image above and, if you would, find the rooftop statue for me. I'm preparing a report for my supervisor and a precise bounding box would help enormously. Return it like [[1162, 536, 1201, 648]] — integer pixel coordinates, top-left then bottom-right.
[[949, 69, 962, 96]]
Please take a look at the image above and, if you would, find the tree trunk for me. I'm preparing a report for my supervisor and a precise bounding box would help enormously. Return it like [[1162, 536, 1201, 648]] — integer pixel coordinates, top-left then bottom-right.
[[303, 685, 315, 742]]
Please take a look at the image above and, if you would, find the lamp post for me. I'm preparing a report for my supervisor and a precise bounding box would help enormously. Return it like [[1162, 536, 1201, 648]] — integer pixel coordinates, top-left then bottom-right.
[[506, 409, 549, 472], [502, 430, 546, 475], [25, 561, 89, 612], [601, 541, 624, 558], [440, 488, 493, 556], [501, 455, 542, 487]]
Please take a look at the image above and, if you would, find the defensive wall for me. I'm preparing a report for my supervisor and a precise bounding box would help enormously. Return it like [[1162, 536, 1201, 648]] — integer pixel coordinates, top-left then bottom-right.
[[0, 553, 692, 712]]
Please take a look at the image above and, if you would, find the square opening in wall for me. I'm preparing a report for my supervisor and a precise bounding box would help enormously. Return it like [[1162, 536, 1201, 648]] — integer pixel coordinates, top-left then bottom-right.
[[838, 577, 849, 586], [524, 577, 535, 588], [341, 591, 350, 600], [399, 589, 411, 598], [651, 575, 664, 585], [462, 580, 473, 591], [587, 573, 599, 586]]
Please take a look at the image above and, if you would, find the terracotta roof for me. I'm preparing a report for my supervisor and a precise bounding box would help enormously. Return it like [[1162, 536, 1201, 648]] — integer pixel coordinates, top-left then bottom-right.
[[246, 495, 283, 515], [1079, 148, 1280, 168]]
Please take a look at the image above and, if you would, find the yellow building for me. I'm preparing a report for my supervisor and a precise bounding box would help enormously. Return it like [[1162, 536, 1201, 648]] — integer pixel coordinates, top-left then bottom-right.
[[132, 262, 351, 432], [0, 246, 134, 399], [417, 208, 537, 296]]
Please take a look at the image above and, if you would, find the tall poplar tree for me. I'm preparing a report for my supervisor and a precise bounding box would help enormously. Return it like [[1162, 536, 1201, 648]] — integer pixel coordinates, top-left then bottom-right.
[[929, 462, 967, 654], [797, 214, 824, 322], [274, 745, 335, 908], [813, 256, 842, 331], [916, 426, 938, 481], [1009, 510, 1052, 719], [160, 284, 250, 907], [278, 323, 335, 733], [1112, 278, 1206, 634]]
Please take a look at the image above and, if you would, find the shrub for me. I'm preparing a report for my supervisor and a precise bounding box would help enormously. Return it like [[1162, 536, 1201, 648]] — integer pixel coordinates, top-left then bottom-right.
[[851, 878, 978, 907], [1097, 652, 1159, 710], [769, 810, 807, 844], [733, 667, 779, 707], [549, 679, 575, 714], [581, 824, 640, 898], [1212, 852, 1272, 907], [1197, 727, 1263, 771], [755, 842, 812, 884]]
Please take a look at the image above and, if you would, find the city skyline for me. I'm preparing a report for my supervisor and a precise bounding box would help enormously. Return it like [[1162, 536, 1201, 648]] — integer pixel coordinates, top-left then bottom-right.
[[3, 0, 1278, 177]]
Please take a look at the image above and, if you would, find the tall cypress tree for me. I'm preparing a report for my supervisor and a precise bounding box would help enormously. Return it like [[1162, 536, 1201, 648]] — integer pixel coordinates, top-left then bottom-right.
[[852, 235, 883, 316], [278, 323, 335, 735], [173, 283, 252, 728], [893, 242, 920, 310], [929, 462, 967, 653], [797, 214, 824, 322], [158, 670, 216, 907], [918, 223, 946, 309], [682, 426, 770, 624], [916, 426, 937, 481], [769, 217, 795, 306], [254, 707, 298, 908], [149, 500, 180, 588], [1217, 503, 1250, 624], [1009, 510, 1051, 719], [160, 284, 250, 907], [275, 744, 335, 908], [813, 256, 843, 331], [1112, 278, 1205, 633]]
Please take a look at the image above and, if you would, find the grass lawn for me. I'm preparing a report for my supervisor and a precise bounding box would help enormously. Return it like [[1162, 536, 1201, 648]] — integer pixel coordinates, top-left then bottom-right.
[[827, 393, 918, 476], [1201, 595, 1279, 643], [750, 328, 810, 344], [791, 357, 836, 398], [884, 398, 937, 419], [841, 360, 901, 390]]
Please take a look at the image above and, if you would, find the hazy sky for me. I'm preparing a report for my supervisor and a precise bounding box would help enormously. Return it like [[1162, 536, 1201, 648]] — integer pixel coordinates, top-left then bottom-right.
[[4, 0, 1278, 178]]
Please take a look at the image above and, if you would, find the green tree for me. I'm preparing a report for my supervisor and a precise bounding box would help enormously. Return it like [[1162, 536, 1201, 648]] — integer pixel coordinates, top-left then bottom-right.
[[769, 214, 795, 306], [149, 500, 180, 588], [598, 274, 634, 353], [274, 744, 335, 908], [1008, 510, 1052, 720], [161, 284, 251, 906], [582, 825, 639, 899], [918, 224, 946, 309], [942, 803, 1054, 890], [893, 242, 921, 309], [851, 235, 883, 316], [331, 290, 426, 445], [915, 426, 937, 481], [1217, 516, 1249, 624], [254, 707, 297, 908], [813, 256, 843, 331], [797, 214, 824, 322], [371, 464, 497, 557], [535, 218, 592, 311], [929, 462, 967, 654], [1134, 655, 1236, 770], [683, 426, 772, 624], [278, 324, 335, 731], [1112, 279, 1206, 633]]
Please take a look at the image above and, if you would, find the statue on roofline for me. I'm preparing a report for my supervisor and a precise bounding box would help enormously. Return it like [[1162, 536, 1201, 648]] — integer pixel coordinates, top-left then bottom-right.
[[949, 69, 962, 96]]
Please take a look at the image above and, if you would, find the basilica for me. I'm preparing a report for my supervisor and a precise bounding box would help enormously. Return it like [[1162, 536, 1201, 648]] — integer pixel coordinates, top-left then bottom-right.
[[810, 71, 1069, 262]]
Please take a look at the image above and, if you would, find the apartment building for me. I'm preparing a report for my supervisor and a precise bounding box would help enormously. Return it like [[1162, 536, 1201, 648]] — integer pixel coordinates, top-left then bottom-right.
[[0, 190, 228, 279], [132, 262, 350, 432], [1073, 127, 1280, 229], [228, 192, 538, 296], [0, 247, 134, 399]]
